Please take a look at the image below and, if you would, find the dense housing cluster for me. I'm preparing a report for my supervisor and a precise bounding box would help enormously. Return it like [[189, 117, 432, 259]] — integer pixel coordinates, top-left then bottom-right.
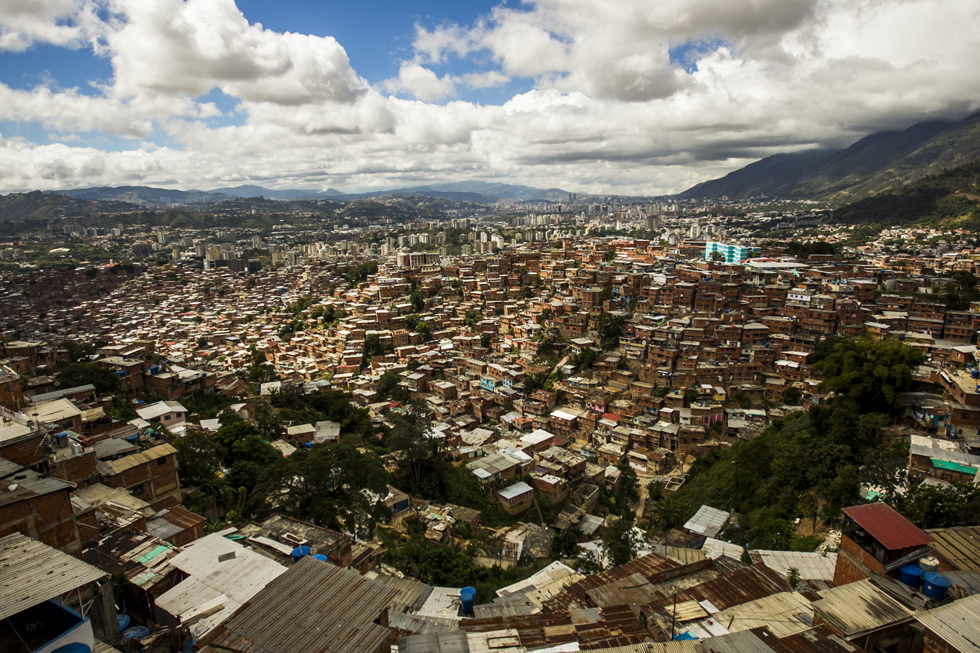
[[0, 205, 979, 653]]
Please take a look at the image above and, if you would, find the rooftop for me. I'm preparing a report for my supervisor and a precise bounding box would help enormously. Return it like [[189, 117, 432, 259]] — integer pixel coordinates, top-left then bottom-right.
[[842, 502, 933, 551]]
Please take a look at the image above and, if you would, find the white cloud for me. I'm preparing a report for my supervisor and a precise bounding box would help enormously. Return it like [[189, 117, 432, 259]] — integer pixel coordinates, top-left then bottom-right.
[[0, 0, 104, 51], [105, 0, 366, 105], [381, 63, 456, 102], [457, 70, 511, 90], [0, 0, 978, 195]]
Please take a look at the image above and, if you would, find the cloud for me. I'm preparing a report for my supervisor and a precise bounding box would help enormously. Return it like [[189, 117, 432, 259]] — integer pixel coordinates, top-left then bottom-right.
[[0, 0, 105, 51], [457, 70, 511, 90], [0, 0, 978, 196], [381, 63, 456, 102], [106, 0, 365, 105]]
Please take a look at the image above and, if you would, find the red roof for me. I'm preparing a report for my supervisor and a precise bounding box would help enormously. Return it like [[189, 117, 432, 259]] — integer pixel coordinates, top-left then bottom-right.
[[842, 503, 933, 550]]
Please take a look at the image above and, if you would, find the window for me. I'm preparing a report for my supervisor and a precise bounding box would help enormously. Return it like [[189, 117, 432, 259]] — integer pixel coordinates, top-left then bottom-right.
[[158, 457, 167, 466]]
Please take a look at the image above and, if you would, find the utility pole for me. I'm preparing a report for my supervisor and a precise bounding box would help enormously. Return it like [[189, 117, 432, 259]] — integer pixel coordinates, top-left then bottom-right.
[[670, 592, 677, 640]]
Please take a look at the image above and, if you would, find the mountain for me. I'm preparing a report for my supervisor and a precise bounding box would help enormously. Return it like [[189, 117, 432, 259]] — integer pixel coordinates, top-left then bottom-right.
[[680, 110, 980, 201], [50, 180, 576, 205], [832, 159, 980, 229], [0, 190, 141, 220], [55, 185, 239, 206], [210, 185, 345, 200]]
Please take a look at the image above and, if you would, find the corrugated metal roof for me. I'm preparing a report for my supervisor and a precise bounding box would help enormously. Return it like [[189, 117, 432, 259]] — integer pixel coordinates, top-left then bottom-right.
[[752, 551, 837, 582], [0, 532, 107, 617], [702, 538, 745, 561], [684, 506, 730, 539], [927, 526, 980, 573], [915, 593, 980, 653], [842, 503, 932, 551], [389, 611, 460, 635], [714, 592, 814, 638], [812, 580, 914, 638], [93, 640, 123, 653], [156, 533, 287, 637], [699, 628, 773, 653], [398, 631, 471, 653], [201, 556, 399, 653], [102, 443, 177, 475], [764, 624, 863, 653], [371, 573, 434, 613]]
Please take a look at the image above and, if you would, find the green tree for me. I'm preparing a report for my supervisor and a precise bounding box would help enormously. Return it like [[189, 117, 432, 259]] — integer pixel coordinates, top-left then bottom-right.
[[415, 321, 431, 341], [709, 251, 726, 263], [410, 290, 425, 313], [815, 338, 924, 413], [253, 443, 390, 536], [602, 517, 636, 567], [213, 422, 281, 468], [172, 430, 225, 491], [56, 363, 121, 394], [59, 340, 95, 362], [551, 528, 580, 559]]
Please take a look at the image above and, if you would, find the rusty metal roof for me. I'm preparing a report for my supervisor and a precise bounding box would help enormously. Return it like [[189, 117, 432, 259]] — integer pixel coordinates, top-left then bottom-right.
[[811, 580, 914, 638], [198, 556, 399, 653], [842, 503, 932, 551], [459, 603, 650, 649], [927, 525, 980, 573], [544, 553, 680, 612]]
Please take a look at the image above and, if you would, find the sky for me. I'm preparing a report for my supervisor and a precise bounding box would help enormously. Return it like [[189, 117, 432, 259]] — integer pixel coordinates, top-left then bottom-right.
[[0, 0, 978, 196]]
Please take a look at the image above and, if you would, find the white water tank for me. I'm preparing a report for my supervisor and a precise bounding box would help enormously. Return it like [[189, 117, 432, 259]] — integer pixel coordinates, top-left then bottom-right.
[[918, 556, 940, 573]]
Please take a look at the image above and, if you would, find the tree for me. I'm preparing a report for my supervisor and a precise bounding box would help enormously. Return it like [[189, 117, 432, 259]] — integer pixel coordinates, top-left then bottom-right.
[[415, 321, 431, 341], [59, 340, 95, 362], [816, 338, 924, 413], [602, 517, 636, 567], [596, 312, 623, 349], [786, 567, 801, 590], [480, 332, 492, 349], [172, 430, 225, 491], [463, 309, 480, 329], [518, 285, 533, 300], [410, 290, 425, 313], [551, 528, 580, 559], [253, 443, 391, 536], [618, 464, 640, 504], [709, 251, 726, 263], [56, 363, 121, 395], [213, 422, 281, 468], [217, 407, 244, 427]]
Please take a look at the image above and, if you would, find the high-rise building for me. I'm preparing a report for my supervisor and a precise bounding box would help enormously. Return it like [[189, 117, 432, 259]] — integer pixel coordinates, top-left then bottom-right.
[[703, 242, 760, 263]]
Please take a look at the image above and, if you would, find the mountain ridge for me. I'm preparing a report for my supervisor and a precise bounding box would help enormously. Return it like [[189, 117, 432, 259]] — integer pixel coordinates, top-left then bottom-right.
[[44, 180, 578, 205], [680, 110, 980, 201]]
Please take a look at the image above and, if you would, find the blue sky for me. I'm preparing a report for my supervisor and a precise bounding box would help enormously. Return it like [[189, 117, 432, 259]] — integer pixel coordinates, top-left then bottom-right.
[[0, 0, 977, 194]]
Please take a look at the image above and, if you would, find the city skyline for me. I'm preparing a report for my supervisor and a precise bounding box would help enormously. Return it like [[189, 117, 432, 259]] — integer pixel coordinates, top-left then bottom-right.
[[0, 0, 978, 195]]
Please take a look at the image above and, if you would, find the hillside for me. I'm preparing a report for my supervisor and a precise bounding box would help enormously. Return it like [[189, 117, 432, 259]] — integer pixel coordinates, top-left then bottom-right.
[[680, 109, 980, 201], [0, 190, 141, 220], [832, 160, 980, 228], [50, 180, 576, 206]]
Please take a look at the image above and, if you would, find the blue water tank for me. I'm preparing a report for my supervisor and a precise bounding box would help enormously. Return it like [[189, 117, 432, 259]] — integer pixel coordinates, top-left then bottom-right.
[[898, 564, 923, 589], [123, 626, 150, 640], [923, 572, 951, 601], [291, 545, 311, 563], [117, 613, 131, 631], [51, 644, 91, 653], [312, 554, 328, 562], [972, 370, 979, 380], [460, 586, 476, 615]]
